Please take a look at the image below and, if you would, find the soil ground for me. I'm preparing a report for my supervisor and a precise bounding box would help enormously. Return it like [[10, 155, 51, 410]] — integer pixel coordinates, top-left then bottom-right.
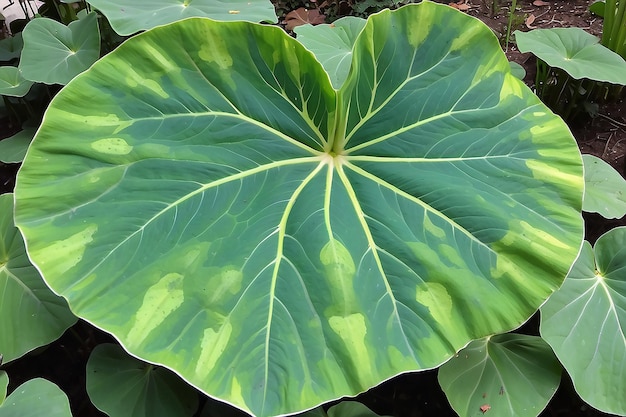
[[0, 1, 624, 416]]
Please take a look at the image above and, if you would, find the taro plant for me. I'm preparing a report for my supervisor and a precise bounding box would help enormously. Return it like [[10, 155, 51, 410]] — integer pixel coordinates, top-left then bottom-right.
[[0, 371, 72, 417], [514, 27, 626, 120], [541, 226, 626, 415], [0, 193, 76, 364], [12, 2, 585, 416]]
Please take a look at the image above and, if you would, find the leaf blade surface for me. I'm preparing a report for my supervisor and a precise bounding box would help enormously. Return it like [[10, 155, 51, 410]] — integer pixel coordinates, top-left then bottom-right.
[[15, 5, 584, 416]]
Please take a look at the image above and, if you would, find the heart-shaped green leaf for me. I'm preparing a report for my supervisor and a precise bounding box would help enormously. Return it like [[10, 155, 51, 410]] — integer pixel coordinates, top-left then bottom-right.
[[86, 0, 277, 36], [508, 61, 526, 80], [438, 334, 561, 417], [589, 0, 605, 16], [328, 402, 390, 417], [87, 343, 199, 417], [299, 402, 389, 417], [0, 128, 36, 163], [0, 378, 71, 417], [582, 154, 626, 218], [19, 12, 100, 85], [515, 28, 626, 84], [0, 67, 33, 97], [0, 33, 23, 62], [15, 4, 583, 416], [0, 193, 77, 363], [295, 17, 366, 89], [541, 228, 626, 415]]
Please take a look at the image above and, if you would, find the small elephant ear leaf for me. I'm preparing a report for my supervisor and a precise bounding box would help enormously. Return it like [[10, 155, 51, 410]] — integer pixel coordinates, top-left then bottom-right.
[[0, 378, 72, 417], [19, 12, 100, 85], [0, 67, 33, 97], [0, 194, 77, 363], [515, 28, 626, 84], [438, 334, 561, 417], [86, 0, 278, 36], [328, 401, 391, 417], [582, 154, 626, 218], [15, 3, 583, 416], [541, 229, 626, 416], [86, 344, 199, 417], [295, 16, 367, 88], [0, 128, 36, 163]]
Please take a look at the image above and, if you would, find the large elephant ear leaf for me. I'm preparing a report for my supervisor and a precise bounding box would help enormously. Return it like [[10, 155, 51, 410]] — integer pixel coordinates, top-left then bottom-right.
[[540, 228, 626, 415], [87, 0, 278, 35], [15, 3, 583, 417]]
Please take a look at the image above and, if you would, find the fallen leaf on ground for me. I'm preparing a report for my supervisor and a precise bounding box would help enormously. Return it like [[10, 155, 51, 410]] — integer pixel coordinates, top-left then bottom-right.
[[449, 1, 471, 10], [285, 7, 325, 30], [525, 13, 537, 28]]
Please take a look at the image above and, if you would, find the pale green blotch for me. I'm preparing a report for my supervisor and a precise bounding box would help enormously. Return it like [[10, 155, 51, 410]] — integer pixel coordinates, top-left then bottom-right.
[[491, 219, 571, 280], [195, 320, 232, 379], [48, 109, 131, 134], [126, 272, 184, 348], [320, 239, 358, 314], [424, 212, 446, 239], [197, 30, 235, 91], [387, 345, 412, 368], [438, 244, 465, 269], [499, 72, 526, 100], [471, 52, 503, 88], [205, 266, 243, 305], [526, 159, 581, 185], [329, 313, 374, 386], [116, 59, 169, 99], [415, 282, 453, 328], [32, 224, 97, 276], [198, 32, 233, 70], [405, 8, 432, 48], [142, 42, 180, 74], [91, 138, 133, 155], [229, 378, 250, 414], [450, 21, 482, 52], [407, 241, 440, 269]]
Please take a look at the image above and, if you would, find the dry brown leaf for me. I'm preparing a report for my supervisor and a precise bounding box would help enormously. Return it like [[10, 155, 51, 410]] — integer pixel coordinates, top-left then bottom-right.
[[532, 0, 550, 6], [285, 7, 326, 31], [525, 13, 537, 28], [449, 1, 471, 11]]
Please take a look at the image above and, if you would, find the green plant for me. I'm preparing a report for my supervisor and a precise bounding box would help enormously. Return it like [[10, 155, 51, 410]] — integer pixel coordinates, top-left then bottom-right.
[[540, 226, 626, 415], [0, 371, 72, 417], [515, 27, 626, 120], [590, 0, 626, 58], [12, 2, 586, 416], [0, 0, 280, 163], [0, 193, 76, 363], [581, 154, 626, 218], [439, 334, 562, 417]]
